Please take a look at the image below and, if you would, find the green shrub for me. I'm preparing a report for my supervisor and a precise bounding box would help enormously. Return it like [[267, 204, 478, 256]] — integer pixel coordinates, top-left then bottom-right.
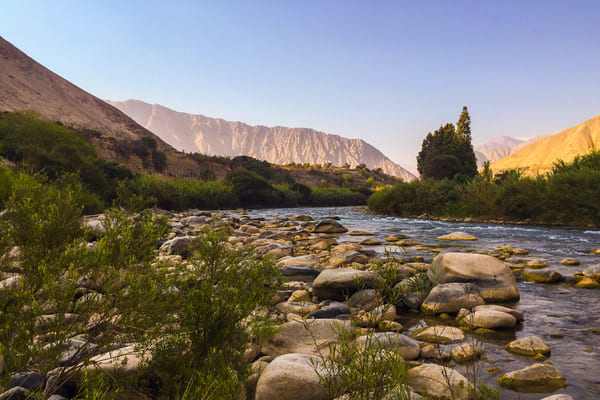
[[143, 227, 283, 398]]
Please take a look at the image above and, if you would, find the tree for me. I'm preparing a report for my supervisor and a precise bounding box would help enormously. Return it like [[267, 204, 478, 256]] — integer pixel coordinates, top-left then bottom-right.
[[416, 107, 478, 180]]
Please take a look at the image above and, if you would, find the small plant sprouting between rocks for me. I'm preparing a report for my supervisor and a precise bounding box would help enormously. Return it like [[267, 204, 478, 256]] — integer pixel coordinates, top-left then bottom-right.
[[303, 318, 411, 400]]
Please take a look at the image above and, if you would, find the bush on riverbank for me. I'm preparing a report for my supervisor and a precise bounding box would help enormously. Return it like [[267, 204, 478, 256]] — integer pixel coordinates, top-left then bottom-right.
[[0, 180, 283, 398], [368, 152, 600, 226]]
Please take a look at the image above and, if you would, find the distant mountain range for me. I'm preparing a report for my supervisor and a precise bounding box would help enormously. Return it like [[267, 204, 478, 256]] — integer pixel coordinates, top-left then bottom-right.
[[490, 115, 600, 174], [107, 100, 416, 181]]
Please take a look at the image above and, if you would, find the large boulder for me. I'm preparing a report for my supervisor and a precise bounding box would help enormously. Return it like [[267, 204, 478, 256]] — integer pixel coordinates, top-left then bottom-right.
[[407, 363, 474, 400], [261, 319, 353, 358], [498, 363, 566, 393], [357, 332, 420, 360], [421, 283, 484, 314], [313, 219, 348, 233], [428, 252, 519, 302], [313, 268, 381, 301], [255, 353, 328, 400]]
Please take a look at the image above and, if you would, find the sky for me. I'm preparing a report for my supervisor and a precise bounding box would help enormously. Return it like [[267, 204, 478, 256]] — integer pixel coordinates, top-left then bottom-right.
[[2, 1, 600, 173]]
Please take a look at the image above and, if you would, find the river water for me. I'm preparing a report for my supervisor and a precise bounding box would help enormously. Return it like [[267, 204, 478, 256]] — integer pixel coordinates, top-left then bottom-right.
[[246, 206, 600, 400]]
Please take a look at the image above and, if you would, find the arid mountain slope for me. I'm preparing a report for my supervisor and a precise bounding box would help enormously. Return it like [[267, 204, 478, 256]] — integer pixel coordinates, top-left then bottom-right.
[[0, 36, 203, 175], [490, 115, 600, 174], [107, 99, 416, 181]]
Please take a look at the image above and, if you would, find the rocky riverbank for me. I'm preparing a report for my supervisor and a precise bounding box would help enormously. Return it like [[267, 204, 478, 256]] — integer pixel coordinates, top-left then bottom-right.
[[2, 208, 599, 399]]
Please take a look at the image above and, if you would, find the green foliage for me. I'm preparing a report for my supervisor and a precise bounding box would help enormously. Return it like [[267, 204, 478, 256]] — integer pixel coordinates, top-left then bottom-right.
[[226, 168, 284, 207], [417, 107, 477, 180], [311, 324, 410, 400], [369, 151, 600, 226], [144, 227, 283, 398]]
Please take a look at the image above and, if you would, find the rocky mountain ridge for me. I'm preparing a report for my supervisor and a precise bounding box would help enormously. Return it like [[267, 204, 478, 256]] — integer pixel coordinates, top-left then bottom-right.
[[107, 99, 416, 181]]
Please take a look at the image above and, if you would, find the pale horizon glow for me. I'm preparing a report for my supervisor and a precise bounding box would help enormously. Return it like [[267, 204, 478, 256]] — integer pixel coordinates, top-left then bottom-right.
[[2, 1, 599, 174]]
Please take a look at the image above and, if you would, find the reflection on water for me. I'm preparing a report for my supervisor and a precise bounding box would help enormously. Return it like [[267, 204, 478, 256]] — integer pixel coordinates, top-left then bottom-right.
[[248, 206, 600, 399]]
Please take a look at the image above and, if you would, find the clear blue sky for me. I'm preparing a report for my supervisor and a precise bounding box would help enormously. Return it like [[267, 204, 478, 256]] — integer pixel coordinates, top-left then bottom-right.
[[2, 1, 599, 173]]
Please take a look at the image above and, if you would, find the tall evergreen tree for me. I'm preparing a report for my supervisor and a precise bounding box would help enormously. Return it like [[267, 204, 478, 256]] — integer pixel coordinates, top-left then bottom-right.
[[456, 106, 472, 140], [416, 107, 478, 180]]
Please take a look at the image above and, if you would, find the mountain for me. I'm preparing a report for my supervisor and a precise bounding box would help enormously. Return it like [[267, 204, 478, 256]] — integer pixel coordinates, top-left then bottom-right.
[[0, 36, 201, 175], [107, 99, 416, 181], [475, 135, 551, 167], [490, 115, 600, 174]]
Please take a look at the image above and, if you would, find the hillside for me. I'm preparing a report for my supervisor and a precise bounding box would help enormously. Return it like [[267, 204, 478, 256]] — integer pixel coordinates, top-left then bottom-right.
[[107, 99, 416, 181], [490, 115, 600, 174], [0, 36, 206, 176]]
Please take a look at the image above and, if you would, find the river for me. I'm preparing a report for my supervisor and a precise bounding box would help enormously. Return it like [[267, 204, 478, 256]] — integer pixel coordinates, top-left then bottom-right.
[[246, 206, 600, 400]]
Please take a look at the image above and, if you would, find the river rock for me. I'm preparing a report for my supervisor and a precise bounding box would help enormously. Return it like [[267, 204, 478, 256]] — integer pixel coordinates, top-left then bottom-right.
[[575, 277, 600, 288], [289, 290, 311, 302], [348, 289, 380, 311], [261, 319, 353, 357], [428, 252, 519, 302], [525, 259, 550, 269], [505, 336, 551, 357], [276, 301, 319, 315], [0, 387, 29, 400], [387, 234, 410, 242], [349, 230, 375, 236], [353, 304, 396, 327], [86, 345, 144, 375], [539, 395, 575, 400], [159, 235, 195, 256], [0, 275, 21, 295], [307, 302, 351, 319], [407, 363, 474, 399], [411, 326, 465, 344], [356, 332, 420, 360], [8, 371, 43, 391], [582, 264, 600, 280], [393, 277, 426, 310], [560, 258, 580, 266], [450, 343, 483, 363], [472, 304, 524, 321], [498, 363, 566, 392], [280, 264, 320, 282], [255, 243, 294, 258], [436, 232, 477, 241], [255, 353, 328, 400], [328, 250, 370, 268], [522, 270, 563, 283], [281, 254, 319, 266], [289, 215, 314, 221], [465, 309, 517, 329], [360, 238, 382, 246], [313, 219, 348, 233], [421, 282, 485, 314], [312, 268, 381, 300]]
